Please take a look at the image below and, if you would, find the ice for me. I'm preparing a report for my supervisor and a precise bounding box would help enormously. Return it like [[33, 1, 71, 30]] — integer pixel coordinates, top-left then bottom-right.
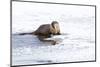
[[12, 2, 95, 66]]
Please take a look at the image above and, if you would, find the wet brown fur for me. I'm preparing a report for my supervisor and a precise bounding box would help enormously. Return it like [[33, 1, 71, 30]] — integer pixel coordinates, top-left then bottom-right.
[[33, 21, 61, 45], [19, 21, 61, 45]]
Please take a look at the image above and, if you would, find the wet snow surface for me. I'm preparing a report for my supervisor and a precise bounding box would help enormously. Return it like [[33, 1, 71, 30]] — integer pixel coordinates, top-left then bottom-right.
[[12, 2, 95, 65]]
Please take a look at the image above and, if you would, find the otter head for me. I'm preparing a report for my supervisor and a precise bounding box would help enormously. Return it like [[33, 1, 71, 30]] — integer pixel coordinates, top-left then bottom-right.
[[51, 21, 59, 28], [51, 21, 60, 35]]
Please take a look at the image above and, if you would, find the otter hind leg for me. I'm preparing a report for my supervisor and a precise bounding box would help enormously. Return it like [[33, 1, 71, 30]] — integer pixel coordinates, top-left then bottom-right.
[[37, 35, 56, 45]]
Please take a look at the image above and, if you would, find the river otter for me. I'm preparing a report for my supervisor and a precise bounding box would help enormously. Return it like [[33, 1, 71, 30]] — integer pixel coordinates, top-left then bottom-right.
[[19, 21, 61, 45]]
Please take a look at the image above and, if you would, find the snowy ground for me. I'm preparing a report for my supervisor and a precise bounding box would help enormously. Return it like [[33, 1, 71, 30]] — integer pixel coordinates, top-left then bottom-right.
[[12, 1, 95, 66]]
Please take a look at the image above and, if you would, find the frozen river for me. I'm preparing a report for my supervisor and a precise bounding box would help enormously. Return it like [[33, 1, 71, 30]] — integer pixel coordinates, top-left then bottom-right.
[[12, 1, 95, 66]]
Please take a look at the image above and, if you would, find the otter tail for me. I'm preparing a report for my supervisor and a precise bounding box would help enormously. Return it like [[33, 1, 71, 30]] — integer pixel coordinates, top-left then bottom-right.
[[18, 32, 35, 35]]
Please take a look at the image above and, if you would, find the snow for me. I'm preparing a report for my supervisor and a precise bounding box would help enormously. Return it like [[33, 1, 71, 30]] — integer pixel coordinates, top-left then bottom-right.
[[12, 1, 95, 66]]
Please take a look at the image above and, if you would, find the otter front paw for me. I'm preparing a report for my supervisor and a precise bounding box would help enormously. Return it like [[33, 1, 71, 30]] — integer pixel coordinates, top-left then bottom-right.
[[57, 33, 61, 35]]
